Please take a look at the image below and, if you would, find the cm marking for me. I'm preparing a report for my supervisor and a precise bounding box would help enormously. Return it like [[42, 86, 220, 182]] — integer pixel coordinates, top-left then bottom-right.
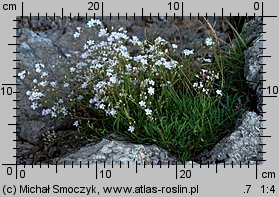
[[2, 3, 16, 11], [262, 171, 276, 179]]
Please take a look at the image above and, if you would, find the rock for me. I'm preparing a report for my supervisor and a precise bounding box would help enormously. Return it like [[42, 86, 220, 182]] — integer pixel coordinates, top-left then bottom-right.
[[45, 129, 89, 158], [17, 28, 68, 145], [230, 17, 262, 48], [101, 16, 132, 31], [197, 112, 262, 164], [17, 20, 101, 145], [16, 141, 40, 163], [18, 17, 104, 53], [244, 34, 263, 112], [57, 139, 180, 165], [41, 18, 103, 53], [240, 17, 263, 46], [102, 16, 228, 51]]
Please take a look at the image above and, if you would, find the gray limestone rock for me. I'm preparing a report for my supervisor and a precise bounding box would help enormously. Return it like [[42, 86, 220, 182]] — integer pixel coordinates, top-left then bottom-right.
[[240, 17, 263, 46], [57, 139, 180, 165], [198, 112, 262, 164], [244, 34, 263, 112], [17, 28, 68, 145], [16, 19, 102, 145]]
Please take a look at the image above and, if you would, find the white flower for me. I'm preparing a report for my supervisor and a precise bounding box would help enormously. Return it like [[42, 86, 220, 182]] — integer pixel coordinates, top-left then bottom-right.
[[58, 99, 64, 104], [73, 32, 80, 38], [81, 53, 88, 59], [51, 111, 57, 118], [139, 100, 146, 108], [35, 67, 41, 73], [145, 108, 152, 116], [29, 92, 44, 101], [52, 106, 57, 112], [99, 103, 105, 109], [109, 75, 117, 84], [155, 60, 162, 66], [33, 79, 38, 83], [73, 120, 79, 127], [131, 36, 140, 45], [216, 89, 223, 96], [98, 28, 107, 37], [206, 75, 213, 81], [70, 67, 76, 73], [42, 108, 51, 116], [125, 64, 132, 71], [106, 71, 112, 77], [202, 88, 209, 95], [193, 82, 198, 88], [63, 83, 69, 88], [172, 44, 178, 49], [26, 91, 31, 96], [128, 126, 135, 133], [87, 40, 94, 45], [81, 82, 88, 89], [201, 69, 208, 74], [77, 95, 84, 100], [31, 102, 38, 110], [203, 58, 212, 63], [87, 19, 102, 27], [35, 63, 44, 69], [205, 37, 213, 46], [39, 81, 47, 87], [148, 79, 155, 86], [155, 37, 165, 44], [89, 99, 94, 104], [50, 81, 57, 87], [198, 82, 204, 88], [41, 72, 48, 77], [147, 87, 155, 95], [96, 64, 103, 69], [202, 88, 207, 93], [60, 107, 68, 116], [183, 49, 194, 56], [109, 109, 117, 117], [134, 55, 148, 65], [165, 62, 172, 69], [18, 70, 26, 79]]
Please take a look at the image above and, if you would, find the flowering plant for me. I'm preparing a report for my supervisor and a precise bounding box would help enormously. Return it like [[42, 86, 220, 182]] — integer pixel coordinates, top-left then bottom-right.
[[20, 19, 246, 161]]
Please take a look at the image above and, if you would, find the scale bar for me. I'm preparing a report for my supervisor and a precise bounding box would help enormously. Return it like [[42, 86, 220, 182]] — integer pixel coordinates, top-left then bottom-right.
[[259, 135, 272, 138], [2, 83, 20, 86], [22, 2, 24, 19], [259, 95, 277, 98]]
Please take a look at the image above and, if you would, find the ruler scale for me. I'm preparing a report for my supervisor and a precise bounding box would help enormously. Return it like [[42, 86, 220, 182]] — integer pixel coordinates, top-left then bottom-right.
[[0, 0, 278, 196]]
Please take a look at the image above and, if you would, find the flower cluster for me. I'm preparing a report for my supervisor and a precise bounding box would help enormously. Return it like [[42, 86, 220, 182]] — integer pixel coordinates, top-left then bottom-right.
[[21, 19, 223, 135], [192, 69, 222, 96]]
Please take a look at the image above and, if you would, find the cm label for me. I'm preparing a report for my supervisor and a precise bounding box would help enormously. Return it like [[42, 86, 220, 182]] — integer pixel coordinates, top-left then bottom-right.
[[2, 3, 17, 10]]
